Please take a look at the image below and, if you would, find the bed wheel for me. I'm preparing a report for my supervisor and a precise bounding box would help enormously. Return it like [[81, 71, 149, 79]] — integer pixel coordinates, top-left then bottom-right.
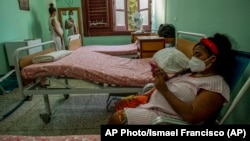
[[64, 94, 69, 99], [24, 95, 33, 101], [40, 113, 51, 123]]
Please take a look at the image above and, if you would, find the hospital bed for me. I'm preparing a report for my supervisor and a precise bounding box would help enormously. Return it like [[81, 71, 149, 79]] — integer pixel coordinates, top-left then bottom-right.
[[14, 31, 206, 123], [67, 34, 139, 58], [14, 43, 152, 123]]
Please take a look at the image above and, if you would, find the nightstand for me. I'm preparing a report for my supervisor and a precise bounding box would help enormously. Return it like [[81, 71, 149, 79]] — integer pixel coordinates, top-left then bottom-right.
[[137, 36, 165, 58], [131, 32, 155, 43]]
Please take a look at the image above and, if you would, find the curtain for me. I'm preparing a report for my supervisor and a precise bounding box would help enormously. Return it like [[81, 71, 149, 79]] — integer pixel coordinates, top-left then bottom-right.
[[151, 0, 166, 32]]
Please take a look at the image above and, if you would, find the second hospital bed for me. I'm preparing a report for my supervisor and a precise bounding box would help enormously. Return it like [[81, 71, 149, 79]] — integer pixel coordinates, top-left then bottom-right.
[[14, 31, 205, 123], [67, 34, 139, 58]]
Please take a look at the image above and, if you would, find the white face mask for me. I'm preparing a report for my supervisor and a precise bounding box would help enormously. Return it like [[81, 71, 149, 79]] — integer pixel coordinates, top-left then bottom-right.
[[189, 56, 211, 72]]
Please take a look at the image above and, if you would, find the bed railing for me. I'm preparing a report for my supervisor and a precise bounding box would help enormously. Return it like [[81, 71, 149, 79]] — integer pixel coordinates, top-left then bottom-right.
[[13, 40, 56, 98], [175, 31, 206, 47], [176, 31, 207, 38]]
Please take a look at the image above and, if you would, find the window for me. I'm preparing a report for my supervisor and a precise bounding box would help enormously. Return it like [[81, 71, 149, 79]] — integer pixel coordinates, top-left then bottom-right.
[[82, 0, 151, 36]]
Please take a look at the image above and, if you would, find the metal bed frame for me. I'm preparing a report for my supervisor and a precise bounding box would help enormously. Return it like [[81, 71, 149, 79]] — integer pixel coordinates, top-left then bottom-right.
[[14, 41, 143, 123]]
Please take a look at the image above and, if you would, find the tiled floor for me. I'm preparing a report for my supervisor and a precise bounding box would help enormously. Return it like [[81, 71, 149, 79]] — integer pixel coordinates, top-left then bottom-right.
[[0, 87, 113, 136]]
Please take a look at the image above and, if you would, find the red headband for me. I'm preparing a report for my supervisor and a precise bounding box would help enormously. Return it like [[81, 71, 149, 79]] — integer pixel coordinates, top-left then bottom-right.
[[200, 38, 218, 55]]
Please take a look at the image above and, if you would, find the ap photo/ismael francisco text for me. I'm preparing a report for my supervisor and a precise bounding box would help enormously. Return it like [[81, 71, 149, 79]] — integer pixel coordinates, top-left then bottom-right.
[[101, 125, 250, 140]]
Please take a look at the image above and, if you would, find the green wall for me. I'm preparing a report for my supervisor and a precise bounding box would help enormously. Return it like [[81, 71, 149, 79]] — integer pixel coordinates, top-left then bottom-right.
[[166, 0, 250, 52], [0, 0, 50, 75]]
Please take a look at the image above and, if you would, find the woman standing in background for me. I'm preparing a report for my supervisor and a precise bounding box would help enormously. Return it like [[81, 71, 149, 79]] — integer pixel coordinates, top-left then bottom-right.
[[65, 10, 78, 37], [48, 3, 64, 50]]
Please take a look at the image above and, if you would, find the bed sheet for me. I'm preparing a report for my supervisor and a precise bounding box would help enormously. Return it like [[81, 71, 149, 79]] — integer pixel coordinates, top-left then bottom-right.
[[21, 47, 153, 87], [82, 43, 138, 56]]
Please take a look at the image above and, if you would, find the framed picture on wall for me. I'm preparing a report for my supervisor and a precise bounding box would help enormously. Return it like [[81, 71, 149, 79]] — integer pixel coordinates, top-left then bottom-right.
[[18, 0, 30, 11]]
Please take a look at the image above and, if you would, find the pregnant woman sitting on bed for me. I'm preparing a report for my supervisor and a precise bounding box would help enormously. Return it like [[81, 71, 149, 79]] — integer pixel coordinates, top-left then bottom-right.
[[108, 33, 236, 125]]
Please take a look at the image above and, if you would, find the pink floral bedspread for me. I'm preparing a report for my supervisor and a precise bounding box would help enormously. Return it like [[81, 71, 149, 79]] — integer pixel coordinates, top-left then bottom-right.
[[0, 135, 100, 141], [82, 43, 138, 56], [21, 47, 154, 87]]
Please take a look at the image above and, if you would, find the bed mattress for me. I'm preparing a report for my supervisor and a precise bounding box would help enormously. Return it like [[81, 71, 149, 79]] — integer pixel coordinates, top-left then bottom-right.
[[82, 43, 138, 56], [21, 47, 153, 87]]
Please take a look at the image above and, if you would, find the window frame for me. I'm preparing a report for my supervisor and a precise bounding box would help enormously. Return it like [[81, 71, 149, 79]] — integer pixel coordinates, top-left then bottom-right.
[[81, 0, 151, 36]]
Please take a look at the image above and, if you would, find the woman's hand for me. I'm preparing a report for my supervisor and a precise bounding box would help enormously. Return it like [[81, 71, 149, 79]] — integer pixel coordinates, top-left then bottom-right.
[[150, 62, 169, 80], [154, 70, 169, 93], [153, 65, 169, 93]]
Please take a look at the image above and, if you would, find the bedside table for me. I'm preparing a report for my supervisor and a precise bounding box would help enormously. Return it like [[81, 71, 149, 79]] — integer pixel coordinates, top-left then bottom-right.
[[137, 36, 165, 58], [131, 32, 155, 43]]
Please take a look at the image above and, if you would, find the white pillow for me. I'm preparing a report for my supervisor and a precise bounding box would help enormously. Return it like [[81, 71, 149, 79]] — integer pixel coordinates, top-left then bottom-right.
[[32, 50, 72, 64], [152, 47, 190, 73]]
